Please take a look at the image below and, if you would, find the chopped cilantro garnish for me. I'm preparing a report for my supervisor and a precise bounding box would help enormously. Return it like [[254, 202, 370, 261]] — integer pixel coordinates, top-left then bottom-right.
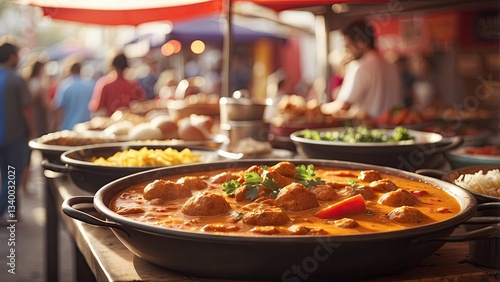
[[221, 163, 324, 200], [222, 179, 240, 195], [295, 164, 325, 189]]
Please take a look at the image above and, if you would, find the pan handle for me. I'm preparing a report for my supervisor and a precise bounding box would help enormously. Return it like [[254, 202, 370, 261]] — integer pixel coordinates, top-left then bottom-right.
[[414, 203, 500, 243], [413, 224, 500, 244], [62, 196, 130, 237], [414, 168, 445, 179], [463, 202, 500, 225], [432, 136, 463, 154], [41, 159, 74, 173]]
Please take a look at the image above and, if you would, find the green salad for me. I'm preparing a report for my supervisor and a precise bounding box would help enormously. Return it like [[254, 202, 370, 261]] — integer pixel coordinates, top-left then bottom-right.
[[297, 126, 413, 143]]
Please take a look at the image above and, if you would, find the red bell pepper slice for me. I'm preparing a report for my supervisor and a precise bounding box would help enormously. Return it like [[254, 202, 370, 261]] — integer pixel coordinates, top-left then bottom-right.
[[314, 194, 366, 219]]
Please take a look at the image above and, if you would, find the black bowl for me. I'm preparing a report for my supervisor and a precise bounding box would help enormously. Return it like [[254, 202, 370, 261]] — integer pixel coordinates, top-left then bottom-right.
[[42, 143, 219, 193], [290, 128, 463, 171]]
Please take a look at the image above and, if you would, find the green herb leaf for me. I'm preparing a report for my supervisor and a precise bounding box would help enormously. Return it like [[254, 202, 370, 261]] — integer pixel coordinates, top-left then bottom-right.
[[245, 186, 260, 200], [241, 171, 264, 200], [245, 172, 262, 184], [222, 179, 240, 195], [295, 164, 325, 189]]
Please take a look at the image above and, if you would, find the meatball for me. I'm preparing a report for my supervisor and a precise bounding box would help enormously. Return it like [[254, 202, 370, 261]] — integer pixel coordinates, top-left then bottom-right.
[[336, 186, 357, 199], [176, 176, 207, 190], [143, 179, 192, 201], [387, 206, 428, 224], [238, 165, 264, 183], [201, 224, 240, 233], [249, 226, 281, 235], [275, 183, 319, 211], [378, 188, 418, 207], [180, 191, 231, 216], [269, 161, 297, 178], [328, 181, 351, 189], [267, 170, 296, 188], [311, 184, 338, 201], [358, 170, 381, 182], [354, 185, 375, 200], [288, 225, 329, 235], [242, 206, 290, 226], [369, 179, 398, 192], [211, 172, 239, 184], [333, 218, 359, 228], [234, 185, 271, 201]]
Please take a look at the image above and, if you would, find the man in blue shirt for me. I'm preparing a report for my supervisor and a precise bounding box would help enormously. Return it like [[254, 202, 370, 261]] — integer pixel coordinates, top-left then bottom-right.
[[53, 60, 96, 130], [0, 40, 34, 224]]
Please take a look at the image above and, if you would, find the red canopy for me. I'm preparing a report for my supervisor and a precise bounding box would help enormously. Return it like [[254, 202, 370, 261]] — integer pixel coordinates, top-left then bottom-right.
[[14, 0, 388, 26], [13, 0, 224, 26], [238, 0, 387, 12]]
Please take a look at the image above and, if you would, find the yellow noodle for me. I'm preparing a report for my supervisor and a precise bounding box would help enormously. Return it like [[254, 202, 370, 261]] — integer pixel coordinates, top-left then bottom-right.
[[91, 147, 202, 167]]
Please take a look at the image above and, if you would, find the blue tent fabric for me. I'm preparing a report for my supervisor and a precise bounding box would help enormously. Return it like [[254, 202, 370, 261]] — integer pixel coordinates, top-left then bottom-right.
[[45, 40, 95, 61], [166, 16, 287, 44], [126, 15, 287, 48]]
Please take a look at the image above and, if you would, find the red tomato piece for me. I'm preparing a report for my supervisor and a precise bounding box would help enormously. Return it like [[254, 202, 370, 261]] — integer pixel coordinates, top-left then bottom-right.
[[314, 194, 366, 219]]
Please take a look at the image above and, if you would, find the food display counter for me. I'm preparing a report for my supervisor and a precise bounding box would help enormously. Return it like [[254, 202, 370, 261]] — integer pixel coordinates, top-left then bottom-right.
[[43, 167, 498, 282]]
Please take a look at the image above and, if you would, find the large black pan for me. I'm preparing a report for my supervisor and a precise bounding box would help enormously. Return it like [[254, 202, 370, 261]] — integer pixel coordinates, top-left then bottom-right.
[[42, 143, 220, 193], [62, 159, 500, 281]]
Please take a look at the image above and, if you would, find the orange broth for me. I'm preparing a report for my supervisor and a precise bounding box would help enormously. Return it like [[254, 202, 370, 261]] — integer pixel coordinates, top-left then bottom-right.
[[110, 165, 461, 236]]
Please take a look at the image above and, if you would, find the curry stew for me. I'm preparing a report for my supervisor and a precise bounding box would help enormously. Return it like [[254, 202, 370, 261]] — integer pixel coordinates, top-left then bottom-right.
[[110, 161, 460, 236]]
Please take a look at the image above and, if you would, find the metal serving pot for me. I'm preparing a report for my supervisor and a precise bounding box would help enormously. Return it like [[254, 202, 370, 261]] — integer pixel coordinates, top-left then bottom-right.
[[62, 159, 500, 281], [290, 128, 463, 171], [42, 143, 220, 193], [28, 134, 117, 164]]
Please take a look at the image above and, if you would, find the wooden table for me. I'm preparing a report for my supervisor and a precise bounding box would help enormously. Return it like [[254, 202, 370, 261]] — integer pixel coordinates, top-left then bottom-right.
[[45, 172, 499, 282]]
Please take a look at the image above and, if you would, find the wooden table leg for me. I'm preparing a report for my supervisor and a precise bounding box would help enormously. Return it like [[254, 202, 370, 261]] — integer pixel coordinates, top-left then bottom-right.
[[74, 240, 97, 282], [44, 172, 59, 282]]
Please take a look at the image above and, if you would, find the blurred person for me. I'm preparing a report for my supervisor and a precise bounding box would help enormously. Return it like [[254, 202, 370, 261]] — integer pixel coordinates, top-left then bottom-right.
[[321, 20, 403, 119], [0, 40, 35, 223], [328, 48, 354, 101], [53, 59, 96, 130], [410, 54, 441, 110], [88, 53, 146, 116], [395, 55, 416, 108], [25, 59, 51, 136], [138, 55, 160, 100]]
